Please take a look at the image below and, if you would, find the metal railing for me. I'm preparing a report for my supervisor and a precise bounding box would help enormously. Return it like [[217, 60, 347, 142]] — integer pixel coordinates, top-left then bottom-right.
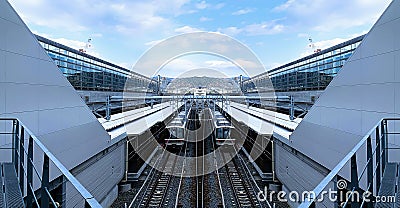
[[298, 118, 400, 208], [0, 118, 102, 208]]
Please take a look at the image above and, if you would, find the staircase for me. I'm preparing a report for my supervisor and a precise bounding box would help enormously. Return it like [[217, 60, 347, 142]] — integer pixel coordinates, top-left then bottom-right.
[[375, 163, 399, 208], [0, 163, 24, 208]]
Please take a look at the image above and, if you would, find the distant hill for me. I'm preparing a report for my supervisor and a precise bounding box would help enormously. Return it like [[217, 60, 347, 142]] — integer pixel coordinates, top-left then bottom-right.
[[164, 76, 241, 94]]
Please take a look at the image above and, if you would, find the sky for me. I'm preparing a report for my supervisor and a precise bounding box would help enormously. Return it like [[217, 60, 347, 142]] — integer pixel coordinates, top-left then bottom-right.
[[9, 0, 392, 77]]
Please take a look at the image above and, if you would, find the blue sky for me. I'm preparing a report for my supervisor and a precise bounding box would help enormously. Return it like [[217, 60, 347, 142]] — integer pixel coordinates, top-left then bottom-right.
[[9, 0, 391, 77]]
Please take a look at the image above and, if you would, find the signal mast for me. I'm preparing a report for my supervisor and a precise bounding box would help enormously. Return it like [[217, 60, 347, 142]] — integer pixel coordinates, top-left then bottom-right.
[[79, 37, 92, 53]]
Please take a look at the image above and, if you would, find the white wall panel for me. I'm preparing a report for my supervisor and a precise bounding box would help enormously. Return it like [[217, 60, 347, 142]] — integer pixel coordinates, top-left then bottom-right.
[[361, 83, 395, 113], [376, 1, 399, 26], [5, 20, 37, 56], [0, 0, 110, 175], [329, 60, 363, 87], [0, 19, 7, 52], [360, 53, 395, 85], [283, 0, 400, 199], [394, 82, 400, 114], [361, 22, 395, 59], [0, 83, 4, 115], [394, 50, 400, 82], [0, 0, 22, 25], [395, 18, 400, 51], [37, 86, 84, 111], [66, 144, 125, 208], [5, 83, 40, 112]]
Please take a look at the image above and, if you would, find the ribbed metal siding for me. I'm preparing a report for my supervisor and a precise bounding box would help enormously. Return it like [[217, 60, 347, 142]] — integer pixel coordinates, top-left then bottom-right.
[[65, 143, 125, 207], [275, 142, 333, 208]]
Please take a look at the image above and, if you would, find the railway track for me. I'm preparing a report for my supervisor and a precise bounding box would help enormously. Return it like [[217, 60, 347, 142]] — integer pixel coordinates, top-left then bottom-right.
[[130, 106, 272, 208], [130, 140, 185, 207], [221, 151, 262, 208]]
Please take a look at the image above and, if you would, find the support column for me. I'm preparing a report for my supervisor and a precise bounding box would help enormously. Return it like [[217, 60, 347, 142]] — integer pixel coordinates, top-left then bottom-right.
[[366, 136, 373, 208], [41, 154, 50, 208], [13, 120, 19, 175], [375, 126, 381, 194], [381, 121, 386, 172], [350, 154, 360, 208], [19, 126, 25, 192], [26, 136, 34, 208]]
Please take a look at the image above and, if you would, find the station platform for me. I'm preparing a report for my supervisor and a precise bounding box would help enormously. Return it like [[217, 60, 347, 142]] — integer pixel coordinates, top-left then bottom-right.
[[220, 102, 301, 139], [98, 102, 179, 140]]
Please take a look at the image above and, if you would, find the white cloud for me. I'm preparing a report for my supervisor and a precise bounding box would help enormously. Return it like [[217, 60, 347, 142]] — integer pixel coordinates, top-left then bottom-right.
[[232, 8, 253, 15], [144, 39, 165, 46], [297, 33, 309, 38], [267, 62, 284, 70], [117, 62, 133, 70], [218, 26, 242, 36], [214, 3, 225, 10], [9, 0, 192, 35], [200, 16, 212, 22], [274, 0, 391, 32], [195, 1, 208, 9], [204, 60, 235, 68], [273, 0, 296, 11], [243, 22, 285, 35], [218, 20, 285, 36], [175, 26, 202, 33], [299, 32, 366, 58]]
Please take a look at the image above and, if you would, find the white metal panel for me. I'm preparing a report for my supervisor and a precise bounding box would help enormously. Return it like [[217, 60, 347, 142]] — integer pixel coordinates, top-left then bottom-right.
[[5, 83, 40, 112], [361, 22, 396, 59], [395, 50, 400, 82], [289, 0, 400, 181], [126, 105, 175, 135], [0, 0, 23, 26], [376, 1, 400, 26], [66, 144, 125, 208], [100, 102, 171, 131], [275, 142, 332, 208], [0, 0, 110, 171], [360, 53, 396, 85], [0, 83, 5, 115], [329, 60, 363, 87]]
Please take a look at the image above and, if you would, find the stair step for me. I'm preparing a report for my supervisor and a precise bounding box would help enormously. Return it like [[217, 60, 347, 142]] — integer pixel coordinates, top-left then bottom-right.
[[1, 164, 5, 208], [375, 163, 397, 208], [2, 163, 24, 208], [396, 164, 400, 208]]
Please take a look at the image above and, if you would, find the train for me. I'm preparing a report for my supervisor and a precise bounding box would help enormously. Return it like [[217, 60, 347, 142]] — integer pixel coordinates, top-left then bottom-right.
[[213, 111, 235, 146], [165, 111, 187, 148]]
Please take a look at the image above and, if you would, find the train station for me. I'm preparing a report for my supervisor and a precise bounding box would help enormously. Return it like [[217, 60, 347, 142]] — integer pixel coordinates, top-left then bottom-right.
[[0, 0, 399, 207]]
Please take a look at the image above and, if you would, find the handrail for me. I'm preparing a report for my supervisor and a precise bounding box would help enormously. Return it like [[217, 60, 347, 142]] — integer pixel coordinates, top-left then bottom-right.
[[20, 120, 102, 207], [299, 118, 398, 208], [0, 118, 102, 207]]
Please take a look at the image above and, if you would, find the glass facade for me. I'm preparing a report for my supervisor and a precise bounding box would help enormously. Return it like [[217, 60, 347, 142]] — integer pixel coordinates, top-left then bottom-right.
[[36, 35, 157, 93], [243, 35, 365, 93]]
